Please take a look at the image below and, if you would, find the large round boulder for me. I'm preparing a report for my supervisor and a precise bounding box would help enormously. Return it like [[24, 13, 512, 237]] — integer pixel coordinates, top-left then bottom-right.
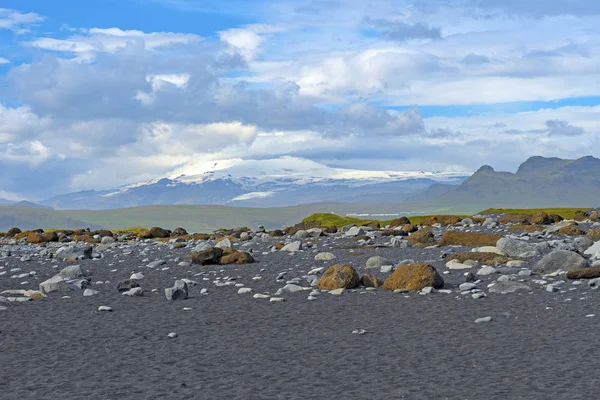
[[407, 228, 436, 247], [383, 263, 444, 292], [533, 250, 586, 274], [317, 264, 360, 290]]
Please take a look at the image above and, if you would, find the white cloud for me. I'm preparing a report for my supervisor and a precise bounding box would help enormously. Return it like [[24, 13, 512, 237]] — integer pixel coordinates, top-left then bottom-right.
[[0, 8, 44, 33], [30, 27, 202, 58], [0, 57, 9, 64]]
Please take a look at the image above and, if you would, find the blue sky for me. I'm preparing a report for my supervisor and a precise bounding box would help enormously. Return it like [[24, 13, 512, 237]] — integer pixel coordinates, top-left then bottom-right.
[[1, 0, 600, 199]]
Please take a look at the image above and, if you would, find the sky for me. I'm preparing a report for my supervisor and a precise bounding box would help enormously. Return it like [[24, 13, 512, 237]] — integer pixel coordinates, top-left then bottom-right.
[[1, 0, 600, 200]]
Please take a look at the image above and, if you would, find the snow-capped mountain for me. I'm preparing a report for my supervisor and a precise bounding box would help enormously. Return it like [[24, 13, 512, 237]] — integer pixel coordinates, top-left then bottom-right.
[[43, 157, 471, 210]]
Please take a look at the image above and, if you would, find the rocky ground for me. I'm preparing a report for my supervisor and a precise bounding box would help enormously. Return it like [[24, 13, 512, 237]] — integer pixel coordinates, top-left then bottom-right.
[[2, 212, 600, 399]]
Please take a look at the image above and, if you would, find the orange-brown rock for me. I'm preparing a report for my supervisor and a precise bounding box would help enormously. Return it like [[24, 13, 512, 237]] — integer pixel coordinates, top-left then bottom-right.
[[317, 264, 360, 290], [383, 263, 444, 292], [407, 228, 436, 247], [361, 274, 383, 288], [220, 251, 255, 265], [566, 266, 600, 280]]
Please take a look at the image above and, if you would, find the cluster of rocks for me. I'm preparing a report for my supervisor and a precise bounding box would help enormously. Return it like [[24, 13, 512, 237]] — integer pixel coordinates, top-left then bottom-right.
[[3, 209, 600, 323]]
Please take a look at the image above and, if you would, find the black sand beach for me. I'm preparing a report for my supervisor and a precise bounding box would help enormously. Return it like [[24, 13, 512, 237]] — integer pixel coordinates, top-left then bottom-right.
[[2, 224, 600, 399]]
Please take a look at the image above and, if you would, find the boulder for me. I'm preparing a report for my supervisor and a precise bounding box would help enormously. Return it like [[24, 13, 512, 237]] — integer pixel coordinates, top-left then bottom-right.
[[345, 227, 365, 237], [55, 245, 93, 260], [220, 251, 255, 265], [533, 250, 587, 274], [314, 252, 336, 261], [366, 256, 391, 269], [6, 227, 21, 237], [317, 264, 360, 290], [361, 274, 383, 288], [191, 247, 224, 265], [58, 265, 84, 280], [389, 217, 411, 228], [171, 227, 188, 236], [122, 287, 144, 297], [39, 275, 69, 294], [573, 237, 593, 253], [101, 236, 116, 245], [390, 236, 407, 247], [215, 238, 232, 249], [149, 227, 170, 238], [557, 225, 584, 236], [496, 237, 540, 258], [407, 228, 436, 247], [383, 263, 444, 292], [281, 241, 302, 252], [165, 280, 188, 300]]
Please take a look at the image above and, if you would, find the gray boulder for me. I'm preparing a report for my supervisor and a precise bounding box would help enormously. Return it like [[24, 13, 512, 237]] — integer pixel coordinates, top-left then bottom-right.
[[58, 265, 84, 280], [314, 252, 336, 261], [496, 237, 540, 258], [345, 226, 365, 237], [281, 241, 302, 252], [39, 275, 69, 294], [533, 250, 587, 274], [165, 280, 188, 300], [366, 256, 391, 269], [101, 236, 116, 245], [55, 245, 93, 260]]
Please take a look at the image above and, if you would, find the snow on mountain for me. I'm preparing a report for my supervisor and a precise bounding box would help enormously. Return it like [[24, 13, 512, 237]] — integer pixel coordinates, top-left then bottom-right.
[[116, 156, 469, 192]]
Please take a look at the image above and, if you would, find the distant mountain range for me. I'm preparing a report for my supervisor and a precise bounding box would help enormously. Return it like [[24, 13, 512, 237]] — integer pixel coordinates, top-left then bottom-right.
[[416, 155, 600, 210], [41, 157, 469, 210]]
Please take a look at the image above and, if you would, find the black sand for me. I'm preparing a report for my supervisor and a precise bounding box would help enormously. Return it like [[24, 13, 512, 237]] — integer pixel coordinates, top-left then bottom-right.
[[1, 234, 600, 399]]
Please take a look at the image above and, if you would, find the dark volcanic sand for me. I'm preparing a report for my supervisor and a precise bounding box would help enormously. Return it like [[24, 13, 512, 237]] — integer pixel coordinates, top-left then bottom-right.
[[1, 230, 600, 399]]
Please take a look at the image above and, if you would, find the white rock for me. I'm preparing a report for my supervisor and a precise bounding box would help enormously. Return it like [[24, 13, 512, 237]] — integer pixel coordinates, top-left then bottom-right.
[[237, 287, 252, 294], [270, 297, 285, 302], [98, 306, 113, 312], [253, 293, 270, 299]]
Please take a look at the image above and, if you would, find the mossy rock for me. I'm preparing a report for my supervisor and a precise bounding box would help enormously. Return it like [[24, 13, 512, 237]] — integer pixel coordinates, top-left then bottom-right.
[[190, 247, 224, 265], [530, 212, 552, 225], [437, 231, 502, 247], [269, 229, 285, 237], [317, 264, 360, 290], [14, 231, 31, 240], [381, 229, 407, 237], [170, 227, 188, 237], [26, 232, 45, 244], [407, 228, 436, 246], [383, 263, 444, 291], [444, 252, 511, 265], [273, 242, 285, 250], [422, 215, 462, 226], [220, 251, 255, 265], [585, 229, 600, 242], [148, 227, 171, 239], [557, 225, 584, 236], [94, 230, 113, 238], [589, 211, 600, 221], [389, 217, 411, 228], [6, 227, 21, 237], [361, 274, 383, 288]]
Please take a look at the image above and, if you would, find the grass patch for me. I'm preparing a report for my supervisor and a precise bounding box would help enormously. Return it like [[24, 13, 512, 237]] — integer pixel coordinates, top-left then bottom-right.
[[480, 208, 592, 220], [302, 213, 473, 229]]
